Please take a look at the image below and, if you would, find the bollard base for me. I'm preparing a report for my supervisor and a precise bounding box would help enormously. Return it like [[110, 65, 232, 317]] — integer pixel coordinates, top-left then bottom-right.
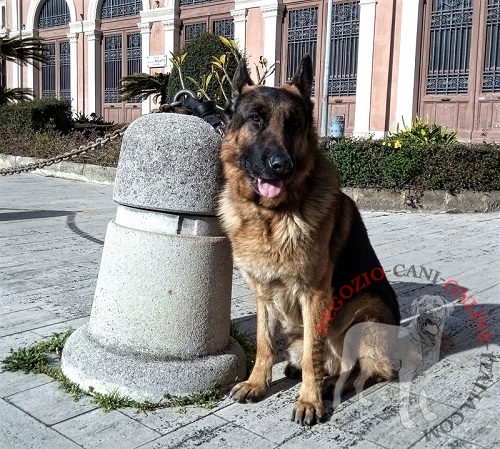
[[61, 325, 247, 402]]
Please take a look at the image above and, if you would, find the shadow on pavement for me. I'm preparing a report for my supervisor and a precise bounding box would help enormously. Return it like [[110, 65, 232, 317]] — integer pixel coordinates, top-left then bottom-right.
[[0, 209, 75, 221]]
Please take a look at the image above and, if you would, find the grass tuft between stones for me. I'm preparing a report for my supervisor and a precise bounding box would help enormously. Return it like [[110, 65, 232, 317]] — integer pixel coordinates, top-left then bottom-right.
[[230, 321, 256, 371], [1, 321, 256, 412]]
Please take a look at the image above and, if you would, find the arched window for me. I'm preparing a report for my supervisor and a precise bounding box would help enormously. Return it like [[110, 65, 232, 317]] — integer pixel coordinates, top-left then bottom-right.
[[37, 0, 70, 100], [100, 0, 142, 19], [38, 0, 70, 29]]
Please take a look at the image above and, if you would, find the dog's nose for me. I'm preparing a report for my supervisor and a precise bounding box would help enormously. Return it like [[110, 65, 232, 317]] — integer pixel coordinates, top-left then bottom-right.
[[268, 154, 293, 176]]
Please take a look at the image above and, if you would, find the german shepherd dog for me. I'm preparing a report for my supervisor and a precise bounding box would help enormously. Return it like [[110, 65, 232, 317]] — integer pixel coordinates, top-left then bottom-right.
[[218, 55, 401, 426]]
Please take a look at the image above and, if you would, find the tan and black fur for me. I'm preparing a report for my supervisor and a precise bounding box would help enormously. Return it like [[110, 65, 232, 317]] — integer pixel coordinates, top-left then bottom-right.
[[218, 55, 400, 426]]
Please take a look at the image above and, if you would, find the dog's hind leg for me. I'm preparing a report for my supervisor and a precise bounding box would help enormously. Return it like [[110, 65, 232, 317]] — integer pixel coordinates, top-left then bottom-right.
[[354, 356, 394, 407], [332, 323, 363, 408], [332, 350, 357, 408], [353, 366, 375, 407], [284, 333, 304, 379]]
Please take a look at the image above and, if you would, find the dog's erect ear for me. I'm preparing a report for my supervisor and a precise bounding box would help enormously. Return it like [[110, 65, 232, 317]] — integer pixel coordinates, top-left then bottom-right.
[[291, 54, 313, 99], [232, 58, 254, 98]]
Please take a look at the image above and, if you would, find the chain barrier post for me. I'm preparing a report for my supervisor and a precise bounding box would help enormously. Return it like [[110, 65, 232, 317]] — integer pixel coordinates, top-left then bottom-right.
[[61, 113, 246, 400]]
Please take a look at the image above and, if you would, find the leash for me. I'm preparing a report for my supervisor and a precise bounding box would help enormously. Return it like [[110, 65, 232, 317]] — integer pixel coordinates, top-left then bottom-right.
[[170, 90, 225, 137]]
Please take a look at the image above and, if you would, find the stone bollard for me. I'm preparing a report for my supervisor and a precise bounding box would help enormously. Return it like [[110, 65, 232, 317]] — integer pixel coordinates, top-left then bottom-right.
[[61, 114, 246, 401]]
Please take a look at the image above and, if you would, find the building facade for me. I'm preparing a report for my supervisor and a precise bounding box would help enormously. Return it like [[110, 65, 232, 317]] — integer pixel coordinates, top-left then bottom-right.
[[1, 0, 499, 141]]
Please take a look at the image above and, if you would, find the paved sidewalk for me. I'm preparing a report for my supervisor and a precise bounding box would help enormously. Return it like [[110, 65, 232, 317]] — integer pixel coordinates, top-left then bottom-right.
[[1, 174, 499, 449]]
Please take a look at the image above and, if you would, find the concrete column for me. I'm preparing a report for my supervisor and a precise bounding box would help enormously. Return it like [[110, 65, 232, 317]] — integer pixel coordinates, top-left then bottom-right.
[[230, 8, 247, 52], [62, 114, 246, 401], [68, 32, 79, 114], [8, 29, 21, 88], [11, 0, 19, 34], [163, 18, 181, 71], [86, 30, 102, 116], [260, 3, 284, 87], [22, 30, 34, 91], [138, 22, 151, 115], [395, 0, 424, 131], [353, 0, 377, 137]]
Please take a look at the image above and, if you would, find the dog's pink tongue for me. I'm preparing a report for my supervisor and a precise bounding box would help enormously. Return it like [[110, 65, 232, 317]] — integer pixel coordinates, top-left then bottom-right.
[[257, 178, 283, 198]]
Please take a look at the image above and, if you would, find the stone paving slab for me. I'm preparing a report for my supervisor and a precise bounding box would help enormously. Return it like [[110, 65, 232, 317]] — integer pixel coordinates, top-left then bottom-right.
[[1, 174, 500, 448], [6, 381, 98, 426], [446, 391, 500, 447], [331, 385, 458, 449], [0, 329, 41, 359], [0, 370, 53, 398], [136, 415, 277, 449], [122, 405, 212, 436], [0, 398, 82, 449], [51, 409, 162, 448]]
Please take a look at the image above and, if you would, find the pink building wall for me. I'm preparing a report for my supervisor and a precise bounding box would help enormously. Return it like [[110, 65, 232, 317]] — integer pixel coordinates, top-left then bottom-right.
[[1, 0, 498, 140]]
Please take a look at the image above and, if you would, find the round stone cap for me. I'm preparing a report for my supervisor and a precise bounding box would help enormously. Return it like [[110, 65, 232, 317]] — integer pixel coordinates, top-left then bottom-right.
[[113, 113, 223, 215]]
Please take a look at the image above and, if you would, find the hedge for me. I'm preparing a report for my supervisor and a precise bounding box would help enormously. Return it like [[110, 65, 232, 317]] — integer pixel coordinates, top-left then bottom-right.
[[0, 98, 72, 133], [322, 137, 500, 193], [167, 32, 240, 108]]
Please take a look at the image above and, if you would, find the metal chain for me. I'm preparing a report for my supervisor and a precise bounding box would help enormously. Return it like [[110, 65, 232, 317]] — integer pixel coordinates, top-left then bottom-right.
[[0, 124, 128, 176]]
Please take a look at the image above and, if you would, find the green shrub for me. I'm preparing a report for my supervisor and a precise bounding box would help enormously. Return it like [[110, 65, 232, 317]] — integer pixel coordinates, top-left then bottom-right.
[[383, 116, 458, 146], [167, 33, 240, 108], [0, 98, 72, 133], [322, 137, 500, 193], [381, 144, 424, 186], [417, 144, 500, 192], [71, 112, 116, 137]]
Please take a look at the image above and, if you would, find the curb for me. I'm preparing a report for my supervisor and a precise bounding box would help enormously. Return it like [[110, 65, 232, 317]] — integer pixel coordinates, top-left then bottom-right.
[[0, 153, 116, 185], [343, 187, 500, 213], [2, 154, 499, 212]]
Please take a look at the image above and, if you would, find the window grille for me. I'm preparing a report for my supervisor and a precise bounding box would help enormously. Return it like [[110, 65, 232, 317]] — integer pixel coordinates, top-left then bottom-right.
[[180, 0, 221, 6], [286, 7, 318, 82], [213, 19, 234, 40], [101, 0, 142, 19], [127, 33, 142, 103], [184, 23, 207, 44], [59, 41, 71, 100], [104, 35, 122, 103], [38, 0, 70, 29], [329, 1, 359, 96], [426, 0, 473, 95], [483, 0, 500, 92], [41, 43, 56, 98]]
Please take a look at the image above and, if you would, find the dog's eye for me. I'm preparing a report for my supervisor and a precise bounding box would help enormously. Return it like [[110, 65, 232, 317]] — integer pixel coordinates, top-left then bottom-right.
[[249, 113, 260, 123]]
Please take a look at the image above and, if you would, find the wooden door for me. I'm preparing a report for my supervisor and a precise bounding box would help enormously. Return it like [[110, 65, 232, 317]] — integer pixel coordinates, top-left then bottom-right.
[[472, 0, 500, 141], [419, 0, 480, 140], [419, 0, 500, 141], [102, 32, 142, 124], [282, 1, 359, 135]]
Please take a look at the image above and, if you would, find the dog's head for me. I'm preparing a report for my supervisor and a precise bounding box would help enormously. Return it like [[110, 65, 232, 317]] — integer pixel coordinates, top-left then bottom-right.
[[220, 55, 316, 205], [411, 295, 452, 337]]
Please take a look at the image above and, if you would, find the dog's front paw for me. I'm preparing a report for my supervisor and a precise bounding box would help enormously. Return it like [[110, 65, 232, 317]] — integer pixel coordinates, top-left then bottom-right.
[[230, 381, 268, 403], [292, 397, 324, 426]]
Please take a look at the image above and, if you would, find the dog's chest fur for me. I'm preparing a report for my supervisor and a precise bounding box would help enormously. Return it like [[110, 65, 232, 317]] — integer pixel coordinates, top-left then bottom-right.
[[221, 198, 311, 276], [219, 187, 336, 330]]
